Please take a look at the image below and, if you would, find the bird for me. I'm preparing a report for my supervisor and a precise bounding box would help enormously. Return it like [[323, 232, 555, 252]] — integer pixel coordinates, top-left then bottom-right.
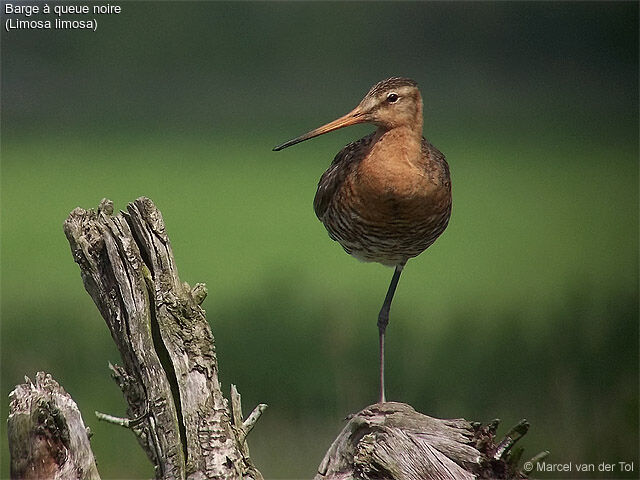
[[273, 77, 451, 403]]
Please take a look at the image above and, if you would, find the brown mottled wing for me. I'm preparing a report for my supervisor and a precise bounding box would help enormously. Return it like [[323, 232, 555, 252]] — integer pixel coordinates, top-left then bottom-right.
[[313, 133, 375, 221], [421, 137, 451, 192]]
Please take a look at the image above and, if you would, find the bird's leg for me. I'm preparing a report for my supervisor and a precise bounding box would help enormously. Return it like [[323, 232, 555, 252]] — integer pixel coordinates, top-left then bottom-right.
[[377, 263, 404, 403]]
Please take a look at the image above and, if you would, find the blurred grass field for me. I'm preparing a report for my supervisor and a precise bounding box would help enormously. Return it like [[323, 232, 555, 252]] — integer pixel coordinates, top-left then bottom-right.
[[1, 129, 637, 478], [2, 2, 638, 478]]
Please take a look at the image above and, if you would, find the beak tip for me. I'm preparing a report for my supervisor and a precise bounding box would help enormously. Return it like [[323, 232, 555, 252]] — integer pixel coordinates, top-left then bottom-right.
[[273, 140, 295, 151]]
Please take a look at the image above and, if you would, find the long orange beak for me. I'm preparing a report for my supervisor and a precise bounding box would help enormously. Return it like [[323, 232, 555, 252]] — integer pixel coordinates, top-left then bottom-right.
[[273, 107, 367, 151]]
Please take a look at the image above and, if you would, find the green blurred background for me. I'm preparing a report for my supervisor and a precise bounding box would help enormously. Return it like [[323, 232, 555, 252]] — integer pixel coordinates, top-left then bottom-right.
[[1, 2, 638, 479]]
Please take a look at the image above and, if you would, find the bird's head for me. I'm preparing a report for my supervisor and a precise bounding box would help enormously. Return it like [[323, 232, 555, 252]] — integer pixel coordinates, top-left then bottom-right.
[[273, 77, 423, 151], [357, 77, 423, 130]]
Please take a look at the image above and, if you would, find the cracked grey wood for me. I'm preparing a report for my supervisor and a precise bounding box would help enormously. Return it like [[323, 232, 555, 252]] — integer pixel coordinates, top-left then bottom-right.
[[316, 402, 481, 480], [315, 402, 536, 480], [8, 372, 100, 480], [63, 197, 263, 480]]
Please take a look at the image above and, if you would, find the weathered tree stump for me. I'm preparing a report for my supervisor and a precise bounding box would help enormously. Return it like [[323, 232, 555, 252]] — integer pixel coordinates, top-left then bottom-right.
[[315, 402, 540, 480], [8, 372, 100, 480], [7, 197, 543, 479], [62, 197, 265, 479]]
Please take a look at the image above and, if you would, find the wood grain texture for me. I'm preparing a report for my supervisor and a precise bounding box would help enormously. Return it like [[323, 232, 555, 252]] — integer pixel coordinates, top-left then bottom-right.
[[63, 197, 263, 480], [315, 402, 533, 480], [8, 373, 100, 480]]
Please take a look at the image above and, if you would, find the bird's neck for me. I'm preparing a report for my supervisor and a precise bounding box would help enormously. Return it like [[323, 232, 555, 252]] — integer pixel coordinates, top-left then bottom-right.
[[374, 108, 424, 140], [371, 99, 425, 162], [368, 126, 424, 178], [373, 125, 423, 149]]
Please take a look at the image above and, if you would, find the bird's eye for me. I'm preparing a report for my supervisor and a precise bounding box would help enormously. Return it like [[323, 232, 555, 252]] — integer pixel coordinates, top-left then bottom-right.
[[387, 93, 399, 103]]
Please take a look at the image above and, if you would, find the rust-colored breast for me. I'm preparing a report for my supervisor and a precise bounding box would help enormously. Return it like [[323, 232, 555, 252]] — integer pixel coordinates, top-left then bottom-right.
[[314, 131, 451, 266]]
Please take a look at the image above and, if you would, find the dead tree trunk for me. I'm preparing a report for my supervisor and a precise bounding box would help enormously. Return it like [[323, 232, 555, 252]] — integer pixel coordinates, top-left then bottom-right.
[[61, 197, 265, 480], [7, 197, 543, 479], [7, 373, 100, 480], [315, 402, 541, 480]]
